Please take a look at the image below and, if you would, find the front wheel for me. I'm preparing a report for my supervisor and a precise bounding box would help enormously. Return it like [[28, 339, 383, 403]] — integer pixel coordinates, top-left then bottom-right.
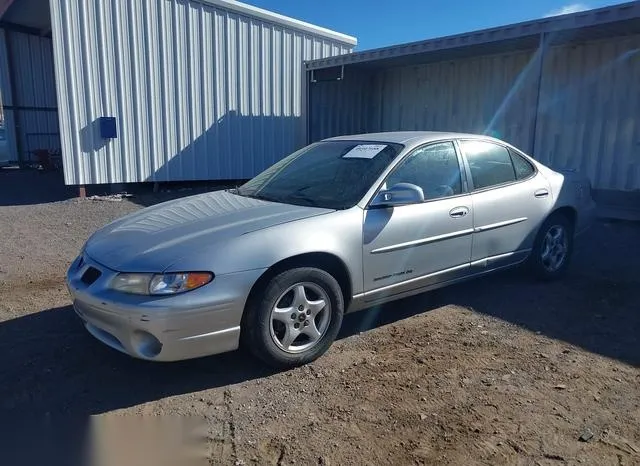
[[529, 214, 574, 281], [241, 267, 344, 369]]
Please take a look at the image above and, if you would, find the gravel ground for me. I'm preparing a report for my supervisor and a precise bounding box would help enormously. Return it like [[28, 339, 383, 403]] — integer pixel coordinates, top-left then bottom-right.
[[1, 169, 639, 465]]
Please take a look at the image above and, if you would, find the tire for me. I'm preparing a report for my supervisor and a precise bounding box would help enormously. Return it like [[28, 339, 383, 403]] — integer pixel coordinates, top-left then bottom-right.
[[528, 213, 574, 281], [241, 267, 344, 369]]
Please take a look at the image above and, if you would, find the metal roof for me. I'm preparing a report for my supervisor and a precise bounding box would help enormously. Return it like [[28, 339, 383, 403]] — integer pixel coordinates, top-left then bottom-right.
[[0, 0, 358, 46], [306, 1, 640, 70], [202, 0, 356, 45]]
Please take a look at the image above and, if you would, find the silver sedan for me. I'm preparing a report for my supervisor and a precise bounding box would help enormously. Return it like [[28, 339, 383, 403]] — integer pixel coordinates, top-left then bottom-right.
[[66, 132, 596, 368]]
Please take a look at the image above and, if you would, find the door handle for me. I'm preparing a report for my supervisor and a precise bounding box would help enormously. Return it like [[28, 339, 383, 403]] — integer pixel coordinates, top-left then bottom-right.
[[534, 189, 549, 198], [449, 206, 469, 218]]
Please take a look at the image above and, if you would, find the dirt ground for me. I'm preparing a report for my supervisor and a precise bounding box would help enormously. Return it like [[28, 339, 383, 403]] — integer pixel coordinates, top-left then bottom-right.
[[1, 169, 639, 466]]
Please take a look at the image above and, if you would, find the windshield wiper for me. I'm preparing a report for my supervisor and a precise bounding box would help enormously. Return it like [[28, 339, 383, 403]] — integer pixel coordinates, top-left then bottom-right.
[[244, 193, 279, 203], [284, 193, 321, 207]]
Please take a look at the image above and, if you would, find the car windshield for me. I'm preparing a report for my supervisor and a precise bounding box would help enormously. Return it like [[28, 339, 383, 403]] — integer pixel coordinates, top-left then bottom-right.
[[235, 140, 403, 209]]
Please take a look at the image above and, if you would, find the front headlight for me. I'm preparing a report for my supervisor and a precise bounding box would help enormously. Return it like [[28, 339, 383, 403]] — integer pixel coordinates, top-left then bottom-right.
[[149, 272, 213, 295], [110, 273, 153, 295], [110, 272, 213, 295]]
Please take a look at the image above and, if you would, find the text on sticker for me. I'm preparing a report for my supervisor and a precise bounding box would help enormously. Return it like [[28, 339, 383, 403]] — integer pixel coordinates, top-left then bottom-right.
[[342, 144, 388, 159]]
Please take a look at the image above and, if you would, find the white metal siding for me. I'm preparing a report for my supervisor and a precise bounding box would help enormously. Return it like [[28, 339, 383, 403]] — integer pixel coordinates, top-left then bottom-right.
[[50, 0, 353, 185], [535, 35, 640, 192]]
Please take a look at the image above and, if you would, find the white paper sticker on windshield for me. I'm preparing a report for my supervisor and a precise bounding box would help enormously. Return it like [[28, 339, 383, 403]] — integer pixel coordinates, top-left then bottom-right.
[[342, 144, 387, 159]]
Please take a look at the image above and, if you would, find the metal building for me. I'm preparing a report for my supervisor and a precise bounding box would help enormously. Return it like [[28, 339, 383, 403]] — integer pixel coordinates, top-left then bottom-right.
[[0, 0, 355, 185], [306, 2, 640, 212]]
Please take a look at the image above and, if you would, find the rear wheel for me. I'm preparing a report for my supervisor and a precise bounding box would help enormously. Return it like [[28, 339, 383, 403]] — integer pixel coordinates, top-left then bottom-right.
[[529, 214, 574, 280], [242, 267, 344, 368]]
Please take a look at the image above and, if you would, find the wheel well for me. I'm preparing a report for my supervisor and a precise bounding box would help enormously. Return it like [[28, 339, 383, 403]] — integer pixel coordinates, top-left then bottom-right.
[[244, 252, 353, 314], [550, 206, 577, 230]]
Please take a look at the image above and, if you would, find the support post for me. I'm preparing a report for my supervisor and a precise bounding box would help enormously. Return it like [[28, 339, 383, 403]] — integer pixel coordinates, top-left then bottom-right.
[[530, 32, 547, 157], [78, 185, 86, 198]]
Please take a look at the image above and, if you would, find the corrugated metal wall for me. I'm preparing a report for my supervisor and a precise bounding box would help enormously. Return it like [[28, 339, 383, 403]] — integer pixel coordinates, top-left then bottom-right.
[[309, 35, 640, 193], [50, 0, 353, 185], [0, 28, 15, 162], [534, 35, 640, 192], [373, 50, 540, 153], [309, 49, 541, 152], [0, 29, 59, 163], [308, 67, 375, 141]]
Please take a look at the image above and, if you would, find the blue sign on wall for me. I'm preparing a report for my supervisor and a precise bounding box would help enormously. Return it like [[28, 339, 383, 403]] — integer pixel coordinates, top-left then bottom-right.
[[98, 117, 117, 139]]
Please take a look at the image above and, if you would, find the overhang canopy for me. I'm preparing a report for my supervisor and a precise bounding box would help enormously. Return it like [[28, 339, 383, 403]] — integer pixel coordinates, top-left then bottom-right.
[[0, 0, 51, 35], [306, 1, 640, 70]]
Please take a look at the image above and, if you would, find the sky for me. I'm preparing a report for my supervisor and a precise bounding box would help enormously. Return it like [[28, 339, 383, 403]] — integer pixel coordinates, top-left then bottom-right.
[[242, 0, 628, 50]]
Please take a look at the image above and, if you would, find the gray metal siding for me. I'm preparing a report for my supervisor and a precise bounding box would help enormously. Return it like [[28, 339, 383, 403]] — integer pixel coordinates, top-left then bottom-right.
[[534, 35, 640, 192], [309, 50, 539, 150], [8, 32, 57, 108], [374, 50, 540, 152], [309, 68, 376, 141], [308, 35, 640, 193], [0, 29, 59, 162], [50, 0, 353, 185]]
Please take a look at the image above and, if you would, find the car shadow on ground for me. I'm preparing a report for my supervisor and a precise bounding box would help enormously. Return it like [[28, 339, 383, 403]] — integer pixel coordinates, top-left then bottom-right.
[[341, 265, 640, 369], [0, 304, 274, 418], [0, 222, 638, 420]]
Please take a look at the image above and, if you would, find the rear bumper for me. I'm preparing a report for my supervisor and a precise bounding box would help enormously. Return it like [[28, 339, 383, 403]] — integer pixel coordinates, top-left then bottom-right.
[[66, 253, 266, 362]]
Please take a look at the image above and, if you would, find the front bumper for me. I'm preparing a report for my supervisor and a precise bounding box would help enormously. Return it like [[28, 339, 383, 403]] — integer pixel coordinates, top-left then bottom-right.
[[66, 253, 266, 362]]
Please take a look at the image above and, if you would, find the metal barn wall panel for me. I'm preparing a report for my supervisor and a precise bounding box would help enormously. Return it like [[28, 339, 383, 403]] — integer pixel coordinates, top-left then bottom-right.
[[373, 50, 541, 153], [7, 32, 57, 108], [0, 29, 11, 108], [0, 29, 58, 162], [534, 35, 640, 192], [0, 29, 17, 161], [49, 0, 354, 185], [308, 68, 376, 142]]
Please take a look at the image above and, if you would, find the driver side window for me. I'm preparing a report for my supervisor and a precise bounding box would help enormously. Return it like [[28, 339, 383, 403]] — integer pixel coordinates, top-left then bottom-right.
[[385, 142, 463, 200]]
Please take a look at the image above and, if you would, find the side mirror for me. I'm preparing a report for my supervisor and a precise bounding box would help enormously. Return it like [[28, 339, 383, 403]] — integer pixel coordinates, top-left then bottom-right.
[[370, 182, 424, 208]]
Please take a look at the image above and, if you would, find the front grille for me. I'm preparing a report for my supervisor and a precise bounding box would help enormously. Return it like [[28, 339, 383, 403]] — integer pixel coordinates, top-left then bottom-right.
[[81, 266, 102, 285]]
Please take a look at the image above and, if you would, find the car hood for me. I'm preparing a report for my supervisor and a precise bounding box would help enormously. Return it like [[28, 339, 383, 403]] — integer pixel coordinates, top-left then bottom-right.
[[85, 190, 333, 272]]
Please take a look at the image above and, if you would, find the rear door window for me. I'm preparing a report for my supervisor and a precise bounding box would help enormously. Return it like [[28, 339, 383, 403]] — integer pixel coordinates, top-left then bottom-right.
[[460, 140, 516, 190]]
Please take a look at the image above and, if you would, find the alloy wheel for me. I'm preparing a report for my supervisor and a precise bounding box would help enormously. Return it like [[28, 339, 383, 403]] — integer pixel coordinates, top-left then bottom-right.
[[540, 225, 568, 272], [269, 282, 331, 353]]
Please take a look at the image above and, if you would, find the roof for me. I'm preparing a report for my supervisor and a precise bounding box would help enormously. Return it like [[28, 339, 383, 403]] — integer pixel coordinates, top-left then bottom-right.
[[324, 131, 489, 145], [203, 0, 356, 45], [0, 0, 358, 46], [306, 1, 640, 70]]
